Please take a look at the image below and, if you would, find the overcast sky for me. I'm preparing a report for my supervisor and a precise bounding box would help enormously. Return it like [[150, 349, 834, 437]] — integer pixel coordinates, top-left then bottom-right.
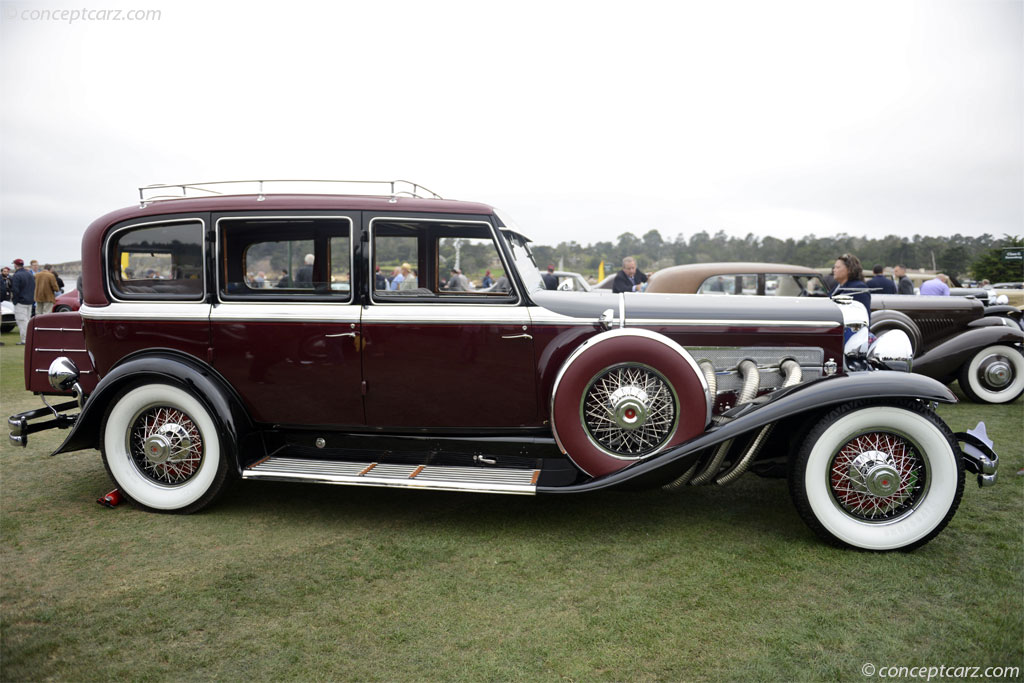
[[1, 0, 1021, 264]]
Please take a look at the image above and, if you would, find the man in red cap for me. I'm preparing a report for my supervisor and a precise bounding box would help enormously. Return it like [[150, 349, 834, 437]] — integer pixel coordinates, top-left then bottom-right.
[[10, 259, 35, 344]]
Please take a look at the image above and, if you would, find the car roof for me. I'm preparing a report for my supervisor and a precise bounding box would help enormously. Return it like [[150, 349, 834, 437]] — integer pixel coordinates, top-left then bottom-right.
[[647, 262, 820, 293]]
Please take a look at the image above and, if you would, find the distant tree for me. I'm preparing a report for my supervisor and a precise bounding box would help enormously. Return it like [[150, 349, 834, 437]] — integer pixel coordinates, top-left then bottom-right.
[[969, 235, 1024, 282], [939, 245, 970, 279]]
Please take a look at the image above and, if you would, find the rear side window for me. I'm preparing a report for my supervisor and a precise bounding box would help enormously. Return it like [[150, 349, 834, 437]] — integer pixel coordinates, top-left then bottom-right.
[[107, 219, 205, 301], [219, 217, 352, 300]]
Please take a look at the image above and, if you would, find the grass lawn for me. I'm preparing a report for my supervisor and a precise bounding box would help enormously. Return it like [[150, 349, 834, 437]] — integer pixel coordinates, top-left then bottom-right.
[[1, 325, 1022, 681]]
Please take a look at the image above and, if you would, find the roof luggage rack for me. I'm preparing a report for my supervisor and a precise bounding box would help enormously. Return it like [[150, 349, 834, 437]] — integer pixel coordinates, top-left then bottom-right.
[[137, 179, 443, 207]]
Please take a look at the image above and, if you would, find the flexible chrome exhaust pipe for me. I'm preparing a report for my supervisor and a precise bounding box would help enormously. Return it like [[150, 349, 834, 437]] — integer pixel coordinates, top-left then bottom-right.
[[715, 360, 802, 486], [689, 360, 759, 486], [662, 360, 718, 491]]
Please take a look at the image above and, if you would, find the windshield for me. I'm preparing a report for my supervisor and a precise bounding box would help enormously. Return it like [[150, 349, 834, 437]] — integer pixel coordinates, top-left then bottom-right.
[[494, 209, 544, 292]]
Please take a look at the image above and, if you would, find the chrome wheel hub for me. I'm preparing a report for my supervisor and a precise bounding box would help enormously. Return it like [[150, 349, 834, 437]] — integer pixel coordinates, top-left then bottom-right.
[[129, 406, 204, 485], [142, 423, 193, 466], [979, 355, 1013, 389], [583, 364, 677, 458], [848, 451, 902, 497], [829, 431, 926, 521], [608, 386, 649, 430]]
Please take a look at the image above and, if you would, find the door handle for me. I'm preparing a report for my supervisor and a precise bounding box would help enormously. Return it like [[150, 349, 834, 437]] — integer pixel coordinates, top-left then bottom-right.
[[501, 333, 533, 340], [325, 332, 358, 338]]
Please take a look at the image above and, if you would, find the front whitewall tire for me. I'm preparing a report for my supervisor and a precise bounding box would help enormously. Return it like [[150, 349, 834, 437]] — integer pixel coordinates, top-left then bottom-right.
[[791, 404, 963, 551], [101, 384, 226, 512]]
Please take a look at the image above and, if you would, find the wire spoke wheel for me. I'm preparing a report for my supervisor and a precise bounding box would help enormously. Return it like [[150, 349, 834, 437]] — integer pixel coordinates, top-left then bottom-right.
[[582, 364, 677, 458], [128, 405, 204, 485], [828, 431, 927, 522]]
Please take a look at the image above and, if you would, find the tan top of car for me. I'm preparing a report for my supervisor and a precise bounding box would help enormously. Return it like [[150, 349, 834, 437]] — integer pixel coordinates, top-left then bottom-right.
[[646, 262, 820, 294]]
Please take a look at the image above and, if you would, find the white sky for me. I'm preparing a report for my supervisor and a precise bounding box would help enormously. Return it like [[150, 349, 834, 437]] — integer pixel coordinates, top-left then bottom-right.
[[1, 0, 1021, 264]]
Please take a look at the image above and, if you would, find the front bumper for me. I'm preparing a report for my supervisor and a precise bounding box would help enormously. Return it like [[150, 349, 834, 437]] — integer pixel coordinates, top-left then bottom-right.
[[956, 422, 999, 487]]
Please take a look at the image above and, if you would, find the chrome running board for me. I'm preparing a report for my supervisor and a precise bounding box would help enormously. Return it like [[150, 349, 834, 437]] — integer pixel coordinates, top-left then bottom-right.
[[243, 457, 539, 495]]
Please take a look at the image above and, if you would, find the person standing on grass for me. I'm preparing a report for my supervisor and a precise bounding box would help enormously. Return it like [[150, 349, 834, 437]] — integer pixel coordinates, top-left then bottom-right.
[[920, 273, 951, 296], [612, 256, 648, 293], [10, 258, 35, 345], [894, 264, 914, 295], [34, 264, 60, 315], [830, 253, 871, 320], [867, 265, 897, 294]]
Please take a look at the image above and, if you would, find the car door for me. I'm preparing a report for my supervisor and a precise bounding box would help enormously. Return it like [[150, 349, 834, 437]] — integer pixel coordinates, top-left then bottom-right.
[[209, 213, 364, 426], [360, 214, 538, 429]]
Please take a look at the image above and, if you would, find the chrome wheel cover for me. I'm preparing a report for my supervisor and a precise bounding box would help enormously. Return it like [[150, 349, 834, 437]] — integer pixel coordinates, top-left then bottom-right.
[[127, 405, 204, 485], [581, 364, 678, 458], [828, 431, 928, 522], [976, 352, 1015, 391]]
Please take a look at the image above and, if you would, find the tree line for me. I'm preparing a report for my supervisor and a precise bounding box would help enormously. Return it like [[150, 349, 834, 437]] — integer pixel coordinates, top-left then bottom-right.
[[530, 231, 1023, 282]]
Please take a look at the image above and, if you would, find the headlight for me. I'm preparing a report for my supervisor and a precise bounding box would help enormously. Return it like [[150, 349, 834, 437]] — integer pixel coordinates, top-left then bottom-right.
[[867, 330, 914, 372], [48, 357, 80, 392], [844, 326, 870, 356]]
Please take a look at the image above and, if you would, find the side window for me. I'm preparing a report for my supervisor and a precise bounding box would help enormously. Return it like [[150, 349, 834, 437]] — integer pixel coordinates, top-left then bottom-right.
[[438, 237, 506, 294], [374, 235, 420, 292], [698, 275, 733, 294], [220, 217, 352, 300], [772, 274, 803, 297], [697, 274, 758, 295], [108, 219, 205, 301], [371, 219, 515, 302]]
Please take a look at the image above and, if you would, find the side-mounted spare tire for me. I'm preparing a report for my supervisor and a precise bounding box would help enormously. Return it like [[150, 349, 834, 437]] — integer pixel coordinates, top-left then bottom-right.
[[550, 328, 710, 477]]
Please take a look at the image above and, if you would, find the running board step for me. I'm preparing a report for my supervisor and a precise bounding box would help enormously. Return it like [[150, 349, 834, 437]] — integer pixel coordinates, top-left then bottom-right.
[[243, 457, 539, 495]]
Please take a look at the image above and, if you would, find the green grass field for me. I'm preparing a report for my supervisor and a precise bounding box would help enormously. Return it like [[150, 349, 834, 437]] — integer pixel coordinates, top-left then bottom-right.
[[1, 326, 1022, 682]]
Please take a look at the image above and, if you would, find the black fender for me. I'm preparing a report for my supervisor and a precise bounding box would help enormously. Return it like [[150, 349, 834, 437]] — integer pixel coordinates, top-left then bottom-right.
[[53, 350, 257, 475], [870, 310, 922, 355], [913, 325, 1024, 381], [538, 371, 956, 493], [982, 305, 1022, 322]]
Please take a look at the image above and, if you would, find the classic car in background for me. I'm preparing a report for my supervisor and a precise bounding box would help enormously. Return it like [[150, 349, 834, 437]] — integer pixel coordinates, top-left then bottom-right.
[[1, 300, 14, 333], [53, 289, 81, 313], [552, 270, 592, 292], [647, 263, 1024, 404], [7, 181, 999, 552]]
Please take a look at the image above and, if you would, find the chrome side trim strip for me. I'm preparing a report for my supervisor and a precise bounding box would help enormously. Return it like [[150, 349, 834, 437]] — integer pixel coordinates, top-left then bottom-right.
[[626, 318, 841, 328], [80, 303, 211, 321], [211, 302, 360, 323], [361, 304, 532, 325], [243, 457, 538, 495]]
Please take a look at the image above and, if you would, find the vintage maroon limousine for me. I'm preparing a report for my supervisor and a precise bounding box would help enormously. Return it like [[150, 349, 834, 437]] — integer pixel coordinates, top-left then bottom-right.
[[8, 181, 999, 551]]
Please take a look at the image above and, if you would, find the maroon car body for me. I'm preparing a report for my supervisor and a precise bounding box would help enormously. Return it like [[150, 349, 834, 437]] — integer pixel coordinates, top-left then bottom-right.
[[6, 182, 1000, 551]]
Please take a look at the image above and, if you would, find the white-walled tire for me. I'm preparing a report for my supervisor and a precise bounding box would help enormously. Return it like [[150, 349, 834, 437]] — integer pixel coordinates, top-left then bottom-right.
[[789, 403, 963, 551], [100, 383, 229, 513], [958, 345, 1024, 404]]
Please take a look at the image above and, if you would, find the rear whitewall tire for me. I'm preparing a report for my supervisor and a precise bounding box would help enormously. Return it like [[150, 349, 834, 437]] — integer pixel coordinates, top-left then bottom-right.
[[101, 383, 229, 513], [790, 403, 963, 551]]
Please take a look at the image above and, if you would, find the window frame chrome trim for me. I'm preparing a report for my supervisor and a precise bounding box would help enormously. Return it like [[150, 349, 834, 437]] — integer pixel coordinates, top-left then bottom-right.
[[103, 217, 207, 304], [214, 214, 356, 306], [367, 215, 521, 307]]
